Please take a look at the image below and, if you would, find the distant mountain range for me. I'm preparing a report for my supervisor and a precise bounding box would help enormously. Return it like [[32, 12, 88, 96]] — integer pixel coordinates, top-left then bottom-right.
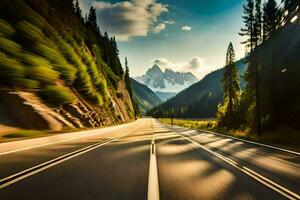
[[130, 78, 162, 115], [148, 59, 247, 118], [134, 64, 198, 94]]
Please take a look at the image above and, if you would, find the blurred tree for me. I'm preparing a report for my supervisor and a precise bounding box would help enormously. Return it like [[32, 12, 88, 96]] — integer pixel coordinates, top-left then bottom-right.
[[124, 57, 132, 98], [87, 6, 98, 32], [218, 43, 240, 128], [262, 0, 278, 40], [254, 0, 262, 46]]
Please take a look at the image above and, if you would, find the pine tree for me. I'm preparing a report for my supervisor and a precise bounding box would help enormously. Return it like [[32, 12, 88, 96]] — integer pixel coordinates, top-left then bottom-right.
[[74, 0, 82, 17], [87, 6, 97, 31], [124, 57, 132, 98], [254, 0, 262, 46], [281, 0, 299, 24], [219, 43, 240, 128], [239, 0, 255, 52], [239, 0, 262, 134], [262, 0, 278, 40]]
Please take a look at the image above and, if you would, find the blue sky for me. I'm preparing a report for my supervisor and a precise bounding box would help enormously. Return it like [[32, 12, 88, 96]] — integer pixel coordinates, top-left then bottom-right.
[[79, 0, 247, 79]]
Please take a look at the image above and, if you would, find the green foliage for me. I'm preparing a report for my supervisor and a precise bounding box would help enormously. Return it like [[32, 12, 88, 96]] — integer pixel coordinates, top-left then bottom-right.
[[17, 20, 45, 42], [160, 118, 217, 130], [3, 130, 45, 138], [0, 51, 24, 87], [19, 78, 40, 89], [0, 19, 15, 36], [262, 0, 278, 40], [218, 43, 241, 128], [89, 93, 103, 106], [75, 67, 93, 96], [93, 45, 120, 89], [28, 66, 59, 84], [0, 0, 136, 116], [239, 0, 255, 51], [96, 78, 109, 101], [40, 85, 76, 107], [0, 37, 21, 56], [124, 57, 133, 98], [131, 78, 161, 115], [35, 43, 77, 84], [23, 53, 59, 84]]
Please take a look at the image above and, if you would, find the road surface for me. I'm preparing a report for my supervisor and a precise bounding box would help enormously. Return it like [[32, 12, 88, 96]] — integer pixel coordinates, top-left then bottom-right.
[[0, 118, 299, 200]]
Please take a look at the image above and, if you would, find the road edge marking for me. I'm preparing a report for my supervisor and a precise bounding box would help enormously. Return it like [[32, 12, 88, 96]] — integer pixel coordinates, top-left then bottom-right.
[[163, 122, 300, 157], [177, 133, 300, 200]]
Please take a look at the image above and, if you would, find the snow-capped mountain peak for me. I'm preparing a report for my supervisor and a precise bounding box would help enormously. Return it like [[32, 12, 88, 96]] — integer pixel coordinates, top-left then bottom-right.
[[134, 65, 198, 93]]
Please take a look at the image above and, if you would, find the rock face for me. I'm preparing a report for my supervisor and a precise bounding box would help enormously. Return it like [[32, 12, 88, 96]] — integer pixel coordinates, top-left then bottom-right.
[[0, 79, 135, 132], [134, 64, 198, 93]]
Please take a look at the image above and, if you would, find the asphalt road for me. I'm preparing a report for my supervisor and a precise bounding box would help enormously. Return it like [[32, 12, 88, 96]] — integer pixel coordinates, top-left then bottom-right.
[[0, 118, 299, 200]]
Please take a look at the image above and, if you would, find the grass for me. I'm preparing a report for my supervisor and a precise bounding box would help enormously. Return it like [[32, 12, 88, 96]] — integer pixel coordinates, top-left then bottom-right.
[[159, 118, 300, 151], [3, 130, 45, 138], [39, 85, 76, 107], [159, 118, 218, 130]]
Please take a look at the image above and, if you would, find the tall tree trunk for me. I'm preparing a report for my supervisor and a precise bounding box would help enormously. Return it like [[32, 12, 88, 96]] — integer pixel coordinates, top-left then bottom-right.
[[254, 56, 262, 135], [229, 68, 233, 128]]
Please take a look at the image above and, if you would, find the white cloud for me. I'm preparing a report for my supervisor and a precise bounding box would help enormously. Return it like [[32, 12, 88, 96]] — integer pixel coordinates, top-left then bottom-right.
[[151, 58, 174, 67], [78, 0, 93, 15], [151, 57, 217, 79], [163, 19, 175, 24], [92, 0, 168, 41], [182, 26, 192, 31], [153, 23, 166, 33]]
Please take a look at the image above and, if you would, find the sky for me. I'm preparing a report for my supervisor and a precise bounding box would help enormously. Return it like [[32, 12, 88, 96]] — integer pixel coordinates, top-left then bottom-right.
[[79, 0, 248, 79]]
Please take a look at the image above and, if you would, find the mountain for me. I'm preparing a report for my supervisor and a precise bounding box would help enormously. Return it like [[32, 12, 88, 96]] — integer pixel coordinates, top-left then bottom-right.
[[154, 91, 176, 101], [131, 78, 162, 115], [0, 0, 135, 132], [148, 59, 246, 118], [134, 64, 198, 93]]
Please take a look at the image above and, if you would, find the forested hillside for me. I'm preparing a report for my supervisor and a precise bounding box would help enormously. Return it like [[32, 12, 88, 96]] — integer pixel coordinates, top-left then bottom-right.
[[131, 78, 162, 115], [148, 59, 246, 118], [0, 0, 135, 131]]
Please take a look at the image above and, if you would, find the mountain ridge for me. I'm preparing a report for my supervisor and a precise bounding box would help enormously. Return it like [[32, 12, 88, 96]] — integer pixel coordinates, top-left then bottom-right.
[[130, 78, 162, 115], [134, 64, 198, 93]]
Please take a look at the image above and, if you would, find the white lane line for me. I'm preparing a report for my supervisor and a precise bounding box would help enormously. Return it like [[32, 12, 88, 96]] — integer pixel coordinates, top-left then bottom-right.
[[168, 124, 300, 157], [199, 129, 300, 156], [0, 120, 140, 156], [167, 124, 300, 168], [0, 138, 115, 189], [147, 136, 160, 200], [0, 138, 90, 156], [177, 133, 300, 200], [0, 124, 143, 190]]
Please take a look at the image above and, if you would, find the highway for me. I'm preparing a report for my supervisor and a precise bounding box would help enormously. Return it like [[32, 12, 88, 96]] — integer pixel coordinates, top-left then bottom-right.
[[0, 118, 299, 200]]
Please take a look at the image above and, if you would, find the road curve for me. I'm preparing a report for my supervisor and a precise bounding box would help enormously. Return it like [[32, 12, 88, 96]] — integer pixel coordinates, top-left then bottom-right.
[[0, 118, 299, 200]]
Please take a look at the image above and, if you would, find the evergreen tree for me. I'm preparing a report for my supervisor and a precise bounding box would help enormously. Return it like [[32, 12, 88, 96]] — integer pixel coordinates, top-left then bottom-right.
[[87, 6, 97, 31], [74, 0, 82, 17], [262, 0, 278, 40], [254, 0, 262, 46], [218, 43, 240, 128], [239, 0, 255, 52], [124, 57, 132, 98], [239, 0, 262, 134]]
